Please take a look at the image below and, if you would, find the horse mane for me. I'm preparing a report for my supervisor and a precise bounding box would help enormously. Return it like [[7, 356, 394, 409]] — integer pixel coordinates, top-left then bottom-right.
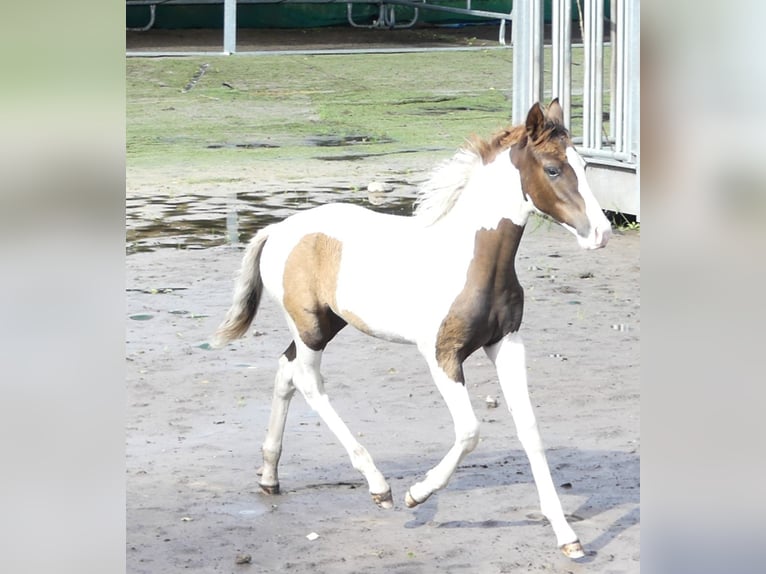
[[412, 120, 570, 225], [412, 125, 526, 225]]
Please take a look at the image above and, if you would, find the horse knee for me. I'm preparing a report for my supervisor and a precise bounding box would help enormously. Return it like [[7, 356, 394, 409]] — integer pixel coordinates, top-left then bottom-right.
[[274, 361, 296, 400], [459, 421, 480, 453]]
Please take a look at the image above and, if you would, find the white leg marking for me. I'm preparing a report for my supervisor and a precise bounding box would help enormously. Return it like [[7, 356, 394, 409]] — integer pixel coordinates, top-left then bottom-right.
[[291, 344, 391, 505], [406, 360, 480, 506], [484, 332, 581, 550], [259, 354, 296, 493]]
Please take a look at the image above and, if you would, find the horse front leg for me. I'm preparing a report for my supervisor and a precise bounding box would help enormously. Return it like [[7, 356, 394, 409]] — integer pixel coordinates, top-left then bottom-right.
[[405, 358, 480, 507], [484, 332, 584, 559]]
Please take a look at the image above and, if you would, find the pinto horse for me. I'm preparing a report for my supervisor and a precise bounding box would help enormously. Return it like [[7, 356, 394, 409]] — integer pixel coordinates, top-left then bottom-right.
[[213, 99, 611, 558]]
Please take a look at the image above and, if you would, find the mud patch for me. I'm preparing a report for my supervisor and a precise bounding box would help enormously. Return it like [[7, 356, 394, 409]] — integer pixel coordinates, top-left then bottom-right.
[[307, 134, 395, 147], [415, 104, 506, 116], [206, 142, 280, 149], [316, 147, 444, 162]]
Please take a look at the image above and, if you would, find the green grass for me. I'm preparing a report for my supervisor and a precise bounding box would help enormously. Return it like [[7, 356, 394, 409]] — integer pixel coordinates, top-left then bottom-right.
[[127, 46, 613, 174], [127, 51, 516, 170]]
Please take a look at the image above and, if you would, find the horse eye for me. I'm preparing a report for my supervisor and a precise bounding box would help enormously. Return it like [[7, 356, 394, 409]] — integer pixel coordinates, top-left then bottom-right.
[[544, 166, 561, 178]]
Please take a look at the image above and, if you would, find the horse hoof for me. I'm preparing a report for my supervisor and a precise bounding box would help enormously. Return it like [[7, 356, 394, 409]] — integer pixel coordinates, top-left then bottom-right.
[[404, 490, 429, 508], [259, 483, 280, 495], [371, 489, 394, 509], [560, 540, 585, 559]]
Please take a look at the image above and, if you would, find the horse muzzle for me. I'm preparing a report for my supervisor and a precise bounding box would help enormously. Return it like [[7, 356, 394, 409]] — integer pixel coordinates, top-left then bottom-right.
[[577, 219, 611, 250]]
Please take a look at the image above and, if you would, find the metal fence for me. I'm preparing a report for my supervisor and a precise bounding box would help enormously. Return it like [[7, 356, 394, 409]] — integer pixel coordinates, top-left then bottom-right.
[[513, 0, 639, 165], [513, 0, 640, 216]]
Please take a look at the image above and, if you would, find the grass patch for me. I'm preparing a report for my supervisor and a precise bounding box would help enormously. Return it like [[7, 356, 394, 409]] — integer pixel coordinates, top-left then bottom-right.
[[127, 46, 613, 175], [127, 50, 516, 171]]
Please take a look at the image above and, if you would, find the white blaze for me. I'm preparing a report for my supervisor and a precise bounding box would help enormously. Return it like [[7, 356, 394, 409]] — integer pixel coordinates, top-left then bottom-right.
[[566, 146, 612, 249]]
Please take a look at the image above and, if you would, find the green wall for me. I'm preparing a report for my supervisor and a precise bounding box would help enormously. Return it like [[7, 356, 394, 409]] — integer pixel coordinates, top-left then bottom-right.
[[127, 1, 609, 30]]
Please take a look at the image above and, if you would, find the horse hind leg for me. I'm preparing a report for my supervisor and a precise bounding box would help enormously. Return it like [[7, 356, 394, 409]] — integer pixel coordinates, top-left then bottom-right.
[[258, 343, 298, 495], [405, 357, 480, 507], [290, 340, 393, 509]]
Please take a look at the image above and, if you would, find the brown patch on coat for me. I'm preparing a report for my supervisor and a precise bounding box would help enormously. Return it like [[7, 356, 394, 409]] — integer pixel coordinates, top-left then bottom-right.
[[283, 341, 297, 361], [435, 218, 525, 383], [282, 233, 347, 351]]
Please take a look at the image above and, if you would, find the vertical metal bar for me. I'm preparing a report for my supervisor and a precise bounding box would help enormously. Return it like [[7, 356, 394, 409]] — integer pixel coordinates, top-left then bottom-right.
[[529, 0, 545, 103], [595, 0, 604, 148], [582, 0, 593, 147], [224, 0, 237, 54], [512, 0, 544, 124], [512, 0, 529, 124], [583, 0, 604, 149], [551, 0, 572, 126], [499, 18, 507, 46], [613, 0, 627, 153], [628, 0, 640, 164], [630, 0, 640, 217], [609, 0, 616, 143]]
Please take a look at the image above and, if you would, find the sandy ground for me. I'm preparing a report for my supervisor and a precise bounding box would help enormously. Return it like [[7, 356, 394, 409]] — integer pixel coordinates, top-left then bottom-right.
[[126, 210, 639, 574], [126, 26, 639, 574]]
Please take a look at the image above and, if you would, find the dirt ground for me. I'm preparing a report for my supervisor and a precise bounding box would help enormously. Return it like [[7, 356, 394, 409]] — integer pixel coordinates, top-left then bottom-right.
[[126, 26, 639, 574], [126, 218, 639, 574]]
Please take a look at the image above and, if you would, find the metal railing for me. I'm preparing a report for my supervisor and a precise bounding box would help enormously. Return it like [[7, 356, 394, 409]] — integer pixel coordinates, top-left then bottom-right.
[[512, 0, 639, 168], [127, 0, 514, 47]]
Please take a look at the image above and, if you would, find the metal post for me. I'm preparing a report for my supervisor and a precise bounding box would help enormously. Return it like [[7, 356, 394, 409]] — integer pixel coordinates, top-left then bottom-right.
[[628, 0, 640, 218], [512, 0, 544, 124], [612, 0, 627, 153], [628, 0, 639, 162], [551, 0, 572, 126], [582, 0, 604, 149], [224, 0, 237, 54]]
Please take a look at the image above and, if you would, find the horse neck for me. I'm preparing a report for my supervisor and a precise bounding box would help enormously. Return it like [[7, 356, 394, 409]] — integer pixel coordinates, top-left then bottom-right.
[[434, 149, 532, 235]]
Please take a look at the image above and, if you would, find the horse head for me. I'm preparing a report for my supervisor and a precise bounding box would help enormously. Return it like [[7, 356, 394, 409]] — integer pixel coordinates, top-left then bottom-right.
[[510, 99, 611, 249]]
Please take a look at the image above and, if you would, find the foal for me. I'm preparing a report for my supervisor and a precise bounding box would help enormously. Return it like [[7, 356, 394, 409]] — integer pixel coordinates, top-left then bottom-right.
[[213, 99, 611, 558]]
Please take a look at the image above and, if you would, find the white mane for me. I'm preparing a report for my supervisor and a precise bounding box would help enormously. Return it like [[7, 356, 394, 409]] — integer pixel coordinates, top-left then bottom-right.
[[412, 146, 483, 226]]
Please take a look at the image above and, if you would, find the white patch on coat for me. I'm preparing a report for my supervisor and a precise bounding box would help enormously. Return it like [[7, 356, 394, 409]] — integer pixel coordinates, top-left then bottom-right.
[[565, 146, 612, 249]]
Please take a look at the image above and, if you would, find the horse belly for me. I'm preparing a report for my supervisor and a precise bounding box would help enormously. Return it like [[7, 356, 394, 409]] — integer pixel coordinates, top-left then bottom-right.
[[336, 284, 420, 345], [334, 240, 470, 346]]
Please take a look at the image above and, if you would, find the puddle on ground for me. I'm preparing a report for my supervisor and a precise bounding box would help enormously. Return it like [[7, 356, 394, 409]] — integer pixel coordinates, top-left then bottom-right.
[[206, 142, 280, 150], [126, 186, 417, 254], [414, 104, 506, 116], [306, 134, 395, 147]]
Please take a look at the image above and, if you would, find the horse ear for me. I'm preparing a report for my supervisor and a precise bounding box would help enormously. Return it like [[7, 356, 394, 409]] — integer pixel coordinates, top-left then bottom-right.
[[525, 103, 545, 140], [547, 98, 564, 125]]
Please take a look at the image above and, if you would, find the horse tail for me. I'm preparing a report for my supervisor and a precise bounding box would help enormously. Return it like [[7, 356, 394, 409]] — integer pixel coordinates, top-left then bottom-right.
[[211, 228, 270, 347]]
